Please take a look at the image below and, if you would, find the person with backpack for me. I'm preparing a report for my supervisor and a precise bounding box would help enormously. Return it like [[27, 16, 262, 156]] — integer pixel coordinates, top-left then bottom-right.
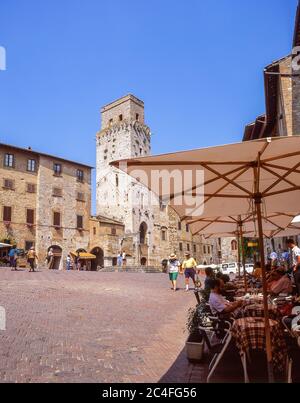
[[27, 247, 38, 272], [8, 245, 18, 271]]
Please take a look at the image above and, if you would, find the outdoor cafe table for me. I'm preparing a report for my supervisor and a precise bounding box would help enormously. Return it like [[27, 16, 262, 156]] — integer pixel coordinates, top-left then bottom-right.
[[234, 303, 281, 321], [231, 317, 287, 374]]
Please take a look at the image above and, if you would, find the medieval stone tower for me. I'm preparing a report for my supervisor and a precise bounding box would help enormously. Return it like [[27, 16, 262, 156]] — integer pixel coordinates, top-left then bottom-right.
[[96, 95, 155, 266]]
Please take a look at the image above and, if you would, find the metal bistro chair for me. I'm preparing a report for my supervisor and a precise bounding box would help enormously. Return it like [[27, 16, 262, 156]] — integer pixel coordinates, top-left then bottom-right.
[[198, 310, 232, 383]]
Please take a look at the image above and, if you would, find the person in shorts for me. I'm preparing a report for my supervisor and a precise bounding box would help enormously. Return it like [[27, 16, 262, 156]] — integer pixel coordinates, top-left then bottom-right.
[[182, 252, 197, 292], [167, 253, 180, 292]]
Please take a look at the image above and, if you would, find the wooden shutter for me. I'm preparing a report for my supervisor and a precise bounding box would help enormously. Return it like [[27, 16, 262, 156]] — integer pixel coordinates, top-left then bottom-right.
[[53, 212, 61, 227], [3, 206, 12, 222], [77, 215, 83, 229], [26, 209, 34, 225], [27, 183, 36, 193]]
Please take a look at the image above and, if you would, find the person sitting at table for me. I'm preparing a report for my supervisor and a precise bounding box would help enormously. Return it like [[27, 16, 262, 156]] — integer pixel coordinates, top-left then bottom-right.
[[252, 262, 263, 279], [268, 267, 293, 296], [209, 279, 243, 316]]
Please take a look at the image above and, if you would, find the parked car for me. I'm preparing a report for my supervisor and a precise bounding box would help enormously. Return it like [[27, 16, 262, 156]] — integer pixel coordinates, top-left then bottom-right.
[[220, 262, 255, 276], [245, 263, 254, 274]]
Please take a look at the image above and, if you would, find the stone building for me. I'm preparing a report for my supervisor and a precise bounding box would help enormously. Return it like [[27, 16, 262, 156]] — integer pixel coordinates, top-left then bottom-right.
[[243, 2, 300, 141], [89, 215, 125, 269], [242, 2, 300, 251], [0, 143, 92, 269], [96, 95, 216, 267]]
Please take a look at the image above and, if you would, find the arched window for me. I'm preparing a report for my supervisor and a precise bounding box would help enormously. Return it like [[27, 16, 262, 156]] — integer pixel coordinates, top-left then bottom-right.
[[231, 240, 238, 251], [139, 222, 148, 245]]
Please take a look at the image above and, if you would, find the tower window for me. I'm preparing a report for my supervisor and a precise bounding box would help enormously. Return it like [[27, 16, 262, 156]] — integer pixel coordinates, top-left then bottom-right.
[[53, 212, 61, 228], [178, 221, 182, 231], [179, 243, 183, 252], [136, 113, 139, 121], [77, 215, 83, 230], [119, 114, 123, 122], [109, 119, 113, 126], [116, 174, 119, 187]]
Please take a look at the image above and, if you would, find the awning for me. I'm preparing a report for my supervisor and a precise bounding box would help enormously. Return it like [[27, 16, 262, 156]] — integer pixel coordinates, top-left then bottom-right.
[[70, 252, 96, 260], [0, 243, 11, 249]]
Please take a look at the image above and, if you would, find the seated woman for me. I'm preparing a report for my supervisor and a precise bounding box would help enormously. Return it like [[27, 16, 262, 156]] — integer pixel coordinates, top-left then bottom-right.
[[209, 279, 244, 317], [268, 267, 293, 296]]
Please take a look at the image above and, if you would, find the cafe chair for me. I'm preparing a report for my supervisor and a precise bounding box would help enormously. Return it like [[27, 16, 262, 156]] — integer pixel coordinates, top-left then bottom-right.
[[240, 351, 293, 383], [199, 319, 232, 383]]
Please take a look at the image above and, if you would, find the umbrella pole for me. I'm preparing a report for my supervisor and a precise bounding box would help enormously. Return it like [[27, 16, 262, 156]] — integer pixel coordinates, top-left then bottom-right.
[[255, 197, 274, 383], [237, 232, 241, 278], [238, 223, 247, 293]]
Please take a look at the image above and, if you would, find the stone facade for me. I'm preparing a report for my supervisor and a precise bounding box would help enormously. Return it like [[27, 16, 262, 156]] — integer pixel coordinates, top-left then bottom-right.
[[96, 95, 216, 267], [89, 215, 125, 268], [0, 144, 92, 269]]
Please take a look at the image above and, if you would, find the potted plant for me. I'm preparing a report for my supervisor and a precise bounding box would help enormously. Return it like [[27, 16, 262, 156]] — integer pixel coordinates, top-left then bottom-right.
[[185, 292, 208, 362]]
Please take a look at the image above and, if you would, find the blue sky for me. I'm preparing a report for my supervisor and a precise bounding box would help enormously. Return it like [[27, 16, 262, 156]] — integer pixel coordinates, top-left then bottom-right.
[[0, 0, 298, 212]]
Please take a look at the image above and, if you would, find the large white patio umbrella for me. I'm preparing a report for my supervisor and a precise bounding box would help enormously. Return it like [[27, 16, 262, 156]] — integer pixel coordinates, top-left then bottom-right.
[[112, 136, 300, 382], [188, 212, 296, 289]]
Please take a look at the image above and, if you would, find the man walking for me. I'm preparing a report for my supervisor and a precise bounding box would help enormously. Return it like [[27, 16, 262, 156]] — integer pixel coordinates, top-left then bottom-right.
[[287, 239, 300, 294], [27, 247, 38, 272], [181, 252, 197, 292], [8, 245, 18, 271]]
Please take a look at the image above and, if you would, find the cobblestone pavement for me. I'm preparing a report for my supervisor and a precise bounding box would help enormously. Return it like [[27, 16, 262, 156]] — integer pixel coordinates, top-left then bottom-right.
[[0, 268, 196, 383]]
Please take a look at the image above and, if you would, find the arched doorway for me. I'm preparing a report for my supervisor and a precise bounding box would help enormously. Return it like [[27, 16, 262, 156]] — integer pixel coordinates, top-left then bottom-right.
[[47, 245, 62, 270], [141, 257, 147, 266], [90, 247, 104, 271], [139, 222, 147, 245]]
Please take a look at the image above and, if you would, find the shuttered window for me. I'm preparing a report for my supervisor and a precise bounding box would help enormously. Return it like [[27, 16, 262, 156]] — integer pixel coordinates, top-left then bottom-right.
[[26, 209, 34, 225], [4, 154, 14, 167], [3, 179, 14, 189], [76, 169, 84, 182], [77, 215, 83, 229], [27, 183, 36, 193], [53, 187, 62, 197], [27, 159, 36, 172], [77, 192, 85, 202], [3, 206, 12, 222], [53, 163, 62, 176], [53, 212, 61, 227]]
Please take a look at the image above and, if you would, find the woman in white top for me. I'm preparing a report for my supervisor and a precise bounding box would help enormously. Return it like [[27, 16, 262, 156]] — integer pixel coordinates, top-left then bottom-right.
[[167, 253, 181, 292]]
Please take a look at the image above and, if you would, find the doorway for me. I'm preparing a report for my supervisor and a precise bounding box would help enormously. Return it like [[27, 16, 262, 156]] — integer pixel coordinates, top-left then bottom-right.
[[90, 247, 104, 271], [47, 245, 62, 270]]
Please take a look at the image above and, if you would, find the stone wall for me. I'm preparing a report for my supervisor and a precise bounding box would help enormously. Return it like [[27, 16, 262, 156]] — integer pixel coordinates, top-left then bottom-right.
[[0, 147, 38, 249], [0, 144, 92, 270], [36, 156, 91, 269], [278, 57, 292, 136]]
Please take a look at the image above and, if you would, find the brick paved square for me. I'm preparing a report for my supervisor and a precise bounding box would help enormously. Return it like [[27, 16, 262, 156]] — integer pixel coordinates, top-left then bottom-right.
[[0, 268, 196, 383]]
